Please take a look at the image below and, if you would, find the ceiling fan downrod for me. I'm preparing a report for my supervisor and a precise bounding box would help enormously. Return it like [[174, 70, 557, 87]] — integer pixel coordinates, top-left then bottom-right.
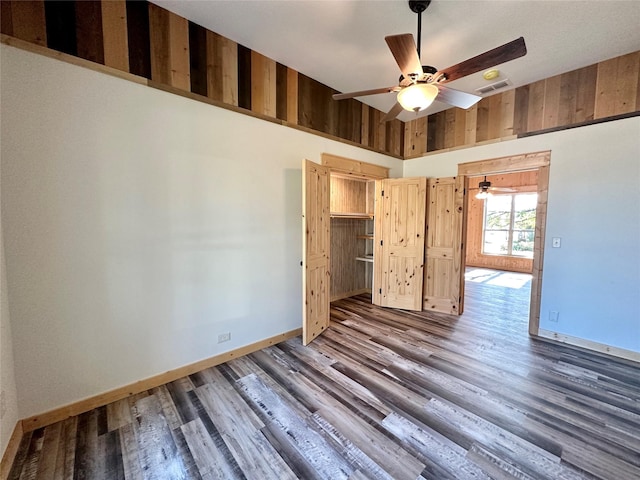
[[409, 0, 431, 59]]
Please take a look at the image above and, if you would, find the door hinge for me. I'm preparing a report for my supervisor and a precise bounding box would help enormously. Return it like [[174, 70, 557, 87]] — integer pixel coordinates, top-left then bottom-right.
[[380, 240, 383, 246], [381, 190, 384, 197], [379, 288, 382, 294], [463, 187, 466, 195]]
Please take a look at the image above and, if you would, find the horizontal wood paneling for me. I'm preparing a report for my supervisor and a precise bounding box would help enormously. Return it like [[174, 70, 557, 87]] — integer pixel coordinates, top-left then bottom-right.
[[1, 0, 402, 157], [2, 0, 636, 159], [407, 50, 640, 157]]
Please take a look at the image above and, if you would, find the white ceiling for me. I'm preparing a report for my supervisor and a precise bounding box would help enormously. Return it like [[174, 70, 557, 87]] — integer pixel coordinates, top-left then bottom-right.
[[152, 0, 640, 121]]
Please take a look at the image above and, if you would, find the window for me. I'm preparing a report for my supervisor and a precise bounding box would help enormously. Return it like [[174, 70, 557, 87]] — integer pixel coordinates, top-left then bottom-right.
[[483, 193, 537, 258]]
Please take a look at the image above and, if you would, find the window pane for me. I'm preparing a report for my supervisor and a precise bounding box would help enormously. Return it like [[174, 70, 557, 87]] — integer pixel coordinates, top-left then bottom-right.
[[483, 230, 509, 255], [512, 230, 535, 257], [514, 193, 537, 230], [485, 195, 511, 230]]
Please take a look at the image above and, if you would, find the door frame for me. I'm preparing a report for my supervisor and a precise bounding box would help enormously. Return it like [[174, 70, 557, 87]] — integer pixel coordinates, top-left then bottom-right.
[[458, 151, 550, 336]]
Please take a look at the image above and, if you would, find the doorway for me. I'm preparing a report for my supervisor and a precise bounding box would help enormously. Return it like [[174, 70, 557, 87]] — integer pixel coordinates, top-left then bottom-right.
[[458, 151, 550, 336]]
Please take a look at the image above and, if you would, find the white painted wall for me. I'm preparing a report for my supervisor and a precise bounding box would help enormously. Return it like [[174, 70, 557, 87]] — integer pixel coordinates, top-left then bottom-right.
[[0, 44, 403, 418], [1, 216, 19, 454], [404, 116, 640, 353]]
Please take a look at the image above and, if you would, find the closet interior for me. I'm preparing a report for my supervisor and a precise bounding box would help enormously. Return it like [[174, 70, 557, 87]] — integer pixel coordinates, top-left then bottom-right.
[[329, 174, 376, 301]]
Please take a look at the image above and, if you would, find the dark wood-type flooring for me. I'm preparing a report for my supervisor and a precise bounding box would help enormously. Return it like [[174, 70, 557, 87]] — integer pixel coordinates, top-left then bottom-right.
[[9, 269, 640, 479]]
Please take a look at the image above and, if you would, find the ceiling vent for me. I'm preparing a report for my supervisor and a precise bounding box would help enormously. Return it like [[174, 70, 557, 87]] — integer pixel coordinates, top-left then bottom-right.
[[475, 79, 512, 95]]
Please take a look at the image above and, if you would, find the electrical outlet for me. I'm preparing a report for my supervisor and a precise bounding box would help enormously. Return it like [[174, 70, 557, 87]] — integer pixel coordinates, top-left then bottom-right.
[[552, 237, 561, 248], [549, 311, 559, 323], [218, 332, 231, 343]]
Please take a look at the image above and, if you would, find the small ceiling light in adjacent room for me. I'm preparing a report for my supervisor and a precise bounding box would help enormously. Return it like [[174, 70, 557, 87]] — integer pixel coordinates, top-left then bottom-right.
[[397, 83, 439, 112], [482, 69, 500, 80], [476, 176, 492, 199]]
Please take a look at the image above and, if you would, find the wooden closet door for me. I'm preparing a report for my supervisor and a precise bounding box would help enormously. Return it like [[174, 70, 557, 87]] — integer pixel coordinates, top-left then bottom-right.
[[302, 160, 331, 345], [423, 176, 466, 314], [373, 177, 427, 311]]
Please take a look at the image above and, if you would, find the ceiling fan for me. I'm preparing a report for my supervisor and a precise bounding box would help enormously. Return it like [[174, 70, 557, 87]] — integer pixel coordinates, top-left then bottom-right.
[[332, 0, 527, 122], [475, 176, 516, 199]]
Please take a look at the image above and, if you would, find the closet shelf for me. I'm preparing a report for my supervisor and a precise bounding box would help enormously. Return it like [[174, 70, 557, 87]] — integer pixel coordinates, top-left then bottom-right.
[[355, 255, 374, 263], [330, 212, 374, 219], [357, 235, 374, 239]]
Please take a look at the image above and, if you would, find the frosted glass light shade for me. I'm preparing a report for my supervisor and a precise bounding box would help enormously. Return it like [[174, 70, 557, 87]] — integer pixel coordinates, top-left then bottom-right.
[[397, 83, 439, 112]]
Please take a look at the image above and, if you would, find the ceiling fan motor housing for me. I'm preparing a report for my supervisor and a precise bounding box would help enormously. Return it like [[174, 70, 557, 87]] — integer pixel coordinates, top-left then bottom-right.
[[409, 1, 431, 14], [399, 65, 438, 84]]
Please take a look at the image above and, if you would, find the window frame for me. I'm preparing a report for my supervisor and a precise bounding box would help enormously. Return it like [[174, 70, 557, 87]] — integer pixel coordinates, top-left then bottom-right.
[[482, 192, 536, 258]]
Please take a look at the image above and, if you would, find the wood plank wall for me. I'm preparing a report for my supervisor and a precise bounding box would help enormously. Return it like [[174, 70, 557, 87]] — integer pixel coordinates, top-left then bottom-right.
[[0, 0, 402, 157], [2, 1, 637, 160], [405, 51, 640, 157]]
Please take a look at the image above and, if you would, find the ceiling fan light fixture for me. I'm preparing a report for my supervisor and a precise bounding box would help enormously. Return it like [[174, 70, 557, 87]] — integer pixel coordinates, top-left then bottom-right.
[[397, 83, 438, 112], [476, 176, 492, 199]]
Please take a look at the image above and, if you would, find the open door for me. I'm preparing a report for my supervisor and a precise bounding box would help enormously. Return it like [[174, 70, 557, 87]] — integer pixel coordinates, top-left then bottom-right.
[[423, 176, 466, 314], [302, 160, 331, 345], [373, 177, 427, 311]]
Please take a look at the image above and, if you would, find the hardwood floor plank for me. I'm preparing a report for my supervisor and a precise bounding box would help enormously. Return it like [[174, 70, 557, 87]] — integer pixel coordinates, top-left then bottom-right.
[[381, 412, 491, 480], [103, 430, 124, 480], [167, 425, 203, 480], [237, 372, 355, 479], [8, 430, 33, 480], [310, 413, 396, 480], [180, 418, 239, 480], [275, 341, 392, 422], [33, 422, 61, 480], [184, 390, 246, 479], [53, 417, 76, 479], [118, 424, 143, 480], [73, 410, 100, 480], [425, 398, 587, 480], [106, 399, 132, 433], [195, 383, 296, 479], [131, 394, 189, 480], [313, 403, 425, 480]]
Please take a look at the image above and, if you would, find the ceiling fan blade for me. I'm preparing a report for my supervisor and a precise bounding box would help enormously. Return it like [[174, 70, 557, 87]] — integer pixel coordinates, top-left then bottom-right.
[[436, 85, 482, 109], [437, 37, 527, 84], [381, 102, 405, 123], [385, 34, 423, 80], [332, 86, 400, 101], [490, 187, 517, 192]]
